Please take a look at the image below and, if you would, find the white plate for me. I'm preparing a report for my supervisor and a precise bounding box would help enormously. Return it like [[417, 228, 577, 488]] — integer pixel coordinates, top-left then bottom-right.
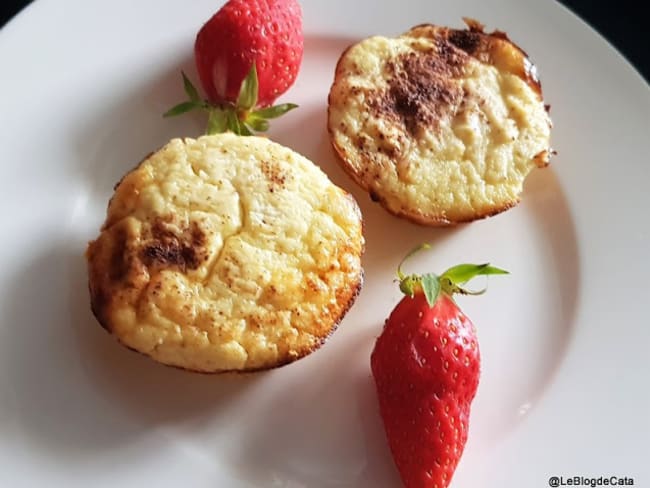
[[1, 0, 648, 486]]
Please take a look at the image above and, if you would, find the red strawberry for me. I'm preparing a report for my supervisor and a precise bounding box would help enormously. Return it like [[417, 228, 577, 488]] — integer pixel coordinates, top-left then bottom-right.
[[195, 0, 303, 107], [371, 245, 507, 488], [164, 0, 302, 136]]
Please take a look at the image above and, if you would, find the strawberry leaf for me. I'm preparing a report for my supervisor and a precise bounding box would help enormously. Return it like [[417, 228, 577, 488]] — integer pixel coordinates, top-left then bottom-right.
[[245, 115, 270, 132], [397, 243, 431, 280], [442, 264, 509, 285], [237, 64, 259, 111], [254, 103, 299, 119], [182, 71, 201, 102], [421, 273, 441, 307], [223, 111, 251, 135], [239, 122, 254, 136], [226, 110, 241, 134], [163, 101, 200, 117], [206, 108, 227, 135], [395, 244, 507, 304], [398, 275, 418, 298], [165, 71, 299, 136]]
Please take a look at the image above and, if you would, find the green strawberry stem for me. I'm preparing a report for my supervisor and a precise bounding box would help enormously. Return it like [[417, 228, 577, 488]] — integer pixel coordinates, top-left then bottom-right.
[[163, 65, 298, 136], [397, 243, 509, 306]]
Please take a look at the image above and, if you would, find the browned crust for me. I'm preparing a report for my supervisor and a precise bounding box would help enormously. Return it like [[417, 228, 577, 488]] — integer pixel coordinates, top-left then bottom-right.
[[327, 20, 550, 226], [407, 19, 543, 96], [326, 130, 520, 226], [87, 157, 365, 373], [90, 266, 365, 375]]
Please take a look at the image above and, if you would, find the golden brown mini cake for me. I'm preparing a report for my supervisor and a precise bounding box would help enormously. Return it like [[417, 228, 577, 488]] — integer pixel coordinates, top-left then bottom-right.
[[328, 19, 552, 225], [86, 134, 364, 373]]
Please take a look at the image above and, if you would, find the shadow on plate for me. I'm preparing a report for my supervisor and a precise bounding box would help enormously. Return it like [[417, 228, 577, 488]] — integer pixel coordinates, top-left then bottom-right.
[[466, 165, 581, 448], [0, 239, 260, 459], [70, 49, 203, 202], [227, 324, 402, 488], [520, 165, 581, 393]]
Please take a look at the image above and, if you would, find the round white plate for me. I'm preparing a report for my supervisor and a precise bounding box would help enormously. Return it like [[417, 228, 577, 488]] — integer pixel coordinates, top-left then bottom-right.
[[1, 0, 648, 486]]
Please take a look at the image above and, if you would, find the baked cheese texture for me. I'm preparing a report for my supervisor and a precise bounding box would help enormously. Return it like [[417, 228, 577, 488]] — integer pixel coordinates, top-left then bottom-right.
[[86, 134, 364, 373], [328, 20, 552, 225]]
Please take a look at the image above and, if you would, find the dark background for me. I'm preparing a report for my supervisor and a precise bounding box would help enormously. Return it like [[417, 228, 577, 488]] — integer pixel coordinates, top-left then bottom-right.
[[1, 0, 648, 82]]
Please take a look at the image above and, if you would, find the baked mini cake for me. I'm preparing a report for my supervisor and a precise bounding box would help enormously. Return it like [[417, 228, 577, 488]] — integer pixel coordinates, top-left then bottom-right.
[[328, 19, 552, 225], [86, 134, 364, 373]]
